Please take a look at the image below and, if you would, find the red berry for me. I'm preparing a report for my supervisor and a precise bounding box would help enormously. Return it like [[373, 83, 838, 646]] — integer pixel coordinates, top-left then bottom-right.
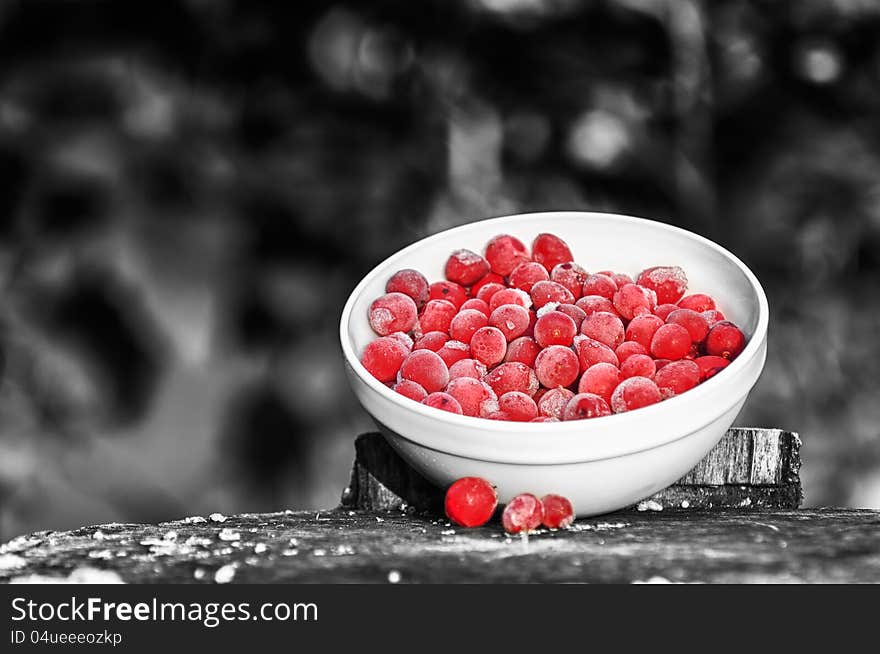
[[562, 393, 611, 420], [483, 361, 539, 397], [537, 387, 575, 420], [485, 234, 529, 276], [613, 283, 656, 320], [704, 321, 746, 359], [445, 477, 498, 527], [502, 493, 544, 534], [436, 340, 471, 368], [504, 336, 542, 368], [413, 331, 449, 352], [534, 345, 580, 388], [678, 293, 716, 313], [445, 249, 490, 286], [619, 353, 656, 380], [399, 349, 449, 393], [369, 292, 418, 336], [636, 266, 688, 305], [448, 358, 488, 381], [488, 304, 531, 341], [666, 309, 710, 344], [650, 323, 692, 360], [530, 280, 575, 309], [475, 281, 507, 304], [422, 392, 463, 414], [498, 391, 539, 421], [610, 377, 662, 413], [488, 288, 532, 313], [604, 272, 634, 289], [469, 326, 508, 366], [694, 355, 731, 381], [615, 340, 646, 365], [541, 495, 574, 529], [419, 299, 457, 334], [578, 362, 620, 404], [387, 331, 414, 351], [550, 262, 587, 299], [446, 377, 499, 417], [361, 337, 409, 382], [576, 294, 617, 317], [580, 311, 625, 349], [534, 310, 577, 347], [449, 309, 489, 344], [554, 303, 586, 330], [393, 379, 428, 402], [624, 314, 664, 350], [653, 303, 679, 321], [386, 269, 430, 309], [581, 274, 617, 300], [460, 298, 491, 318], [701, 309, 726, 326], [532, 233, 574, 272], [654, 360, 701, 398], [508, 261, 549, 293], [471, 272, 505, 297], [429, 281, 468, 309], [574, 335, 619, 372]]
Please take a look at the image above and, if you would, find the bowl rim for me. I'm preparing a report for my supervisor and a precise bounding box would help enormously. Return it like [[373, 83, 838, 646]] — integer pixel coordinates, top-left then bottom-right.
[[339, 211, 769, 448]]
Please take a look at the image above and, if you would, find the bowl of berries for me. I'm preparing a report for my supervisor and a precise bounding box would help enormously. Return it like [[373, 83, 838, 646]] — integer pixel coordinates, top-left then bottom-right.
[[340, 211, 768, 517]]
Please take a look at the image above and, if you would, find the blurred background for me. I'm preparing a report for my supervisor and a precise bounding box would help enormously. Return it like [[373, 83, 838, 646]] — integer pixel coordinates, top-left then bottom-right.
[[2, 0, 879, 539]]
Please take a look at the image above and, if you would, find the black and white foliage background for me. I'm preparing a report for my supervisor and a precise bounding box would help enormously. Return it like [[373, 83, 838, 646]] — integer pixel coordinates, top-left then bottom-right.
[[1, 0, 879, 538]]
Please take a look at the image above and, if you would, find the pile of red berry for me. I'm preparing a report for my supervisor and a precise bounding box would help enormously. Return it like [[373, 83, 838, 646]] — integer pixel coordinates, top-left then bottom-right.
[[361, 232, 746, 421]]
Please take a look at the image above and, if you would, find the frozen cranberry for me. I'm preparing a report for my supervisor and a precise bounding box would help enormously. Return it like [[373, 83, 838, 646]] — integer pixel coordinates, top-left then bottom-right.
[[488, 288, 532, 313], [666, 309, 710, 344], [502, 493, 544, 534], [578, 362, 620, 404], [550, 262, 587, 299], [615, 340, 646, 365], [471, 272, 505, 298], [624, 314, 664, 350], [399, 349, 449, 393], [701, 309, 726, 326], [555, 303, 587, 330], [613, 283, 656, 320], [488, 304, 531, 341], [448, 358, 488, 381], [361, 337, 408, 382], [469, 326, 508, 366], [580, 311, 625, 349], [610, 377, 662, 413], [541, 495, 574, 529], [445, 477, 497, 527], [563, 393, 611, 420], [537, 387, 575, 420], [620, 354, 656, 380], [605, 272, 635, 289], [576, 295, 617, 317], [485, 234, 529, 276], [504, 336, 541, 368], [413, 331, 449, 352], [636, 266, 688, 305], [654, 360, 701, 398], [475, 282, 506, 305], [387, 331, 414, 351], [445, 249, 490, 286], [530, 280, 575, 309], [484, 361, 539, 397], [419, 299, 457, 334], [369, 292, 418, 336], [460, 298, 491, 318], [695, 355, 731, 381], [498, 391, 539, 422], [534, 310, 577, 347], [581, 274, 617, 300], [436, 340, 471, 368], [574, 336, 619, 372], [386, 269, 430, 309], [535, 345, 580, 388], [650, 323, 692, 360], [705, 321, 746, 359], [393, 379, 428, 402], [422, 392, 463, 414], [449, 309, 489, 344], [532, 233, 574, 272], [446, 377, 499, 417], [653, 303, 679, 321], [678, 293, 716, 313], [429, 281, 467, 310], [508, 261, 549, 293]]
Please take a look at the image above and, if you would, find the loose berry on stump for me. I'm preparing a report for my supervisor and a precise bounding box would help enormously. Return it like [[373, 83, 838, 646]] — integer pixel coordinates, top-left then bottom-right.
[[541, 495, 575, 529], [502, 493, 544, 534], [445, 477, 498, 528]]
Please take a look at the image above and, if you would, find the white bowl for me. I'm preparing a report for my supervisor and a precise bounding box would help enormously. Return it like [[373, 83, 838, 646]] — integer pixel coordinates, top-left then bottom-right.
[[340, 212, 769, 516]]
